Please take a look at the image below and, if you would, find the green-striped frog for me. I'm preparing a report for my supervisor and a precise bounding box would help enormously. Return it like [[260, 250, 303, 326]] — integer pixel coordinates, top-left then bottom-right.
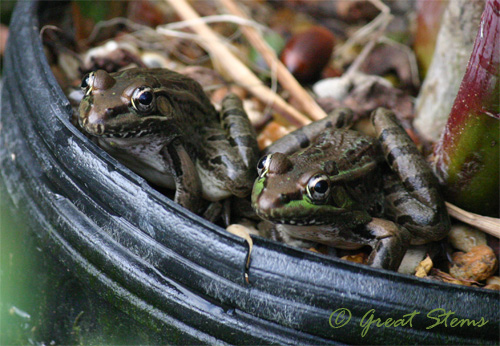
[[79, 68, 259, 213], [252, 108, 450, 270]]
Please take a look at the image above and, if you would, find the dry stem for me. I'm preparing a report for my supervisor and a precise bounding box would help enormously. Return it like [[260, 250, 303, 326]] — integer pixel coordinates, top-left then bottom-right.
[[334, 0, 392, 62], [218, 0, 328, 121], [163, 0, 310, 127], [446, 202, 500, 239]]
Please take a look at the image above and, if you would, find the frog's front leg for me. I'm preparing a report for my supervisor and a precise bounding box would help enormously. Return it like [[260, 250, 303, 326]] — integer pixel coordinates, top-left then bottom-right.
[[264, 108, 354, 155], [161, 139, 203, 213], [364, 218, 411, 270], [277, 219, 410, 270], [371, 108, 450, 243]]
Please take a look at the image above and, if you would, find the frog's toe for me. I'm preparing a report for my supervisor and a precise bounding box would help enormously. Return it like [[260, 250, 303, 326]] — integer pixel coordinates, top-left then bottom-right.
[[365, 218, 411, 270]]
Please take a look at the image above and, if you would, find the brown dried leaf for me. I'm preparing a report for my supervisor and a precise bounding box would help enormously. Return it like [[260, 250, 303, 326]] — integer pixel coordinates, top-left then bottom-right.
[[127, 0, 171, 27], [359, 44, 418, 91], [0, 24, 9, 57], [341, 252, 368, 265], [415, 255, 433, 278], [226, 224, 255, 269], [429, 268, 473, 286], [81, 46, 146, 74], [257, 121, 294, 150], [316, 75, 414, 126]]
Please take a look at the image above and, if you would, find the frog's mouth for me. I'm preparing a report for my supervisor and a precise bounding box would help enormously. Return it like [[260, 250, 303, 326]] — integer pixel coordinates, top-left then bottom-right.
[[104, 127, 158, 138], [81, 118, 167, 139], [82, 123, 158, 138], [253, 207, 327, 227]]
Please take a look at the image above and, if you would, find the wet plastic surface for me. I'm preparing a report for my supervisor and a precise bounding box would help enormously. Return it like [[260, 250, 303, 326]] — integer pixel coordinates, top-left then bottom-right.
[[0, 1, 498, 344]]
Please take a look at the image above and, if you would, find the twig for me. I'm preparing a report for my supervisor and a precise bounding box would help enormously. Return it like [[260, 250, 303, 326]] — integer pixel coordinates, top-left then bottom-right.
[[334, 0, 392, 61], [218, 0, 329, 121], [338, 0, 392, 79], [344, 39, 377, 76], [162, 14, 269, 32], [446, 202, 500, 238], [379, 36, 421, 87], [163, 0, 311, 127]]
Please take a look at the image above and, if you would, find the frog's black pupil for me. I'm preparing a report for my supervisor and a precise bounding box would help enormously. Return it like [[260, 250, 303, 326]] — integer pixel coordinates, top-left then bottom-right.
[[81, 76, 89, 89], [314, 180, 328, 194], [138, 91, 153, 105], [257, 156, 267, 170]]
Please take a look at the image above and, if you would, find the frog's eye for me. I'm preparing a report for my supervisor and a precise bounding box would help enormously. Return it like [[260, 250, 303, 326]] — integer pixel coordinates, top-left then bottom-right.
[[132, 87, 155, 113], [81, 72, 95, 95], [306, 174, 330, 203], [257, 154, 271, 177]]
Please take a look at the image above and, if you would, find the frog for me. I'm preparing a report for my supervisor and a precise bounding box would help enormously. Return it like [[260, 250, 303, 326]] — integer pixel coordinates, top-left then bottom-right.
[[79, 68, 260, 214], [251, 108, 450, 270]]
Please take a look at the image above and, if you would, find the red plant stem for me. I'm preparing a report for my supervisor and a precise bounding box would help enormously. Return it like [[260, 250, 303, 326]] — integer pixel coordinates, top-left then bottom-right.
[[433, 0, 500, 217]]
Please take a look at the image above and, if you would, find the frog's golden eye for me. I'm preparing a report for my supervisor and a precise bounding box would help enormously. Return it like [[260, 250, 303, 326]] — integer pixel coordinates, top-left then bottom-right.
[[131, 87, 155, 113], [81, 72, 95, 95], [257, 154, 271, 177], [306, 173, 330, 203]]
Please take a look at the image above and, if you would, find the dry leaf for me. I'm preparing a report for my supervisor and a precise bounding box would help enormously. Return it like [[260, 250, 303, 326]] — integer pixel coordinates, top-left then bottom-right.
[[415, 255, 433, 278]]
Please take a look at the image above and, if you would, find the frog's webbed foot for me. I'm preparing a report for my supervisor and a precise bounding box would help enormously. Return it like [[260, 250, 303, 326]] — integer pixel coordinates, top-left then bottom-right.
[[382, 174, 448, 243], [371, 108, 450, 242], [202, 201, 223, 224], [161, 139, 204, 214], [264, 108, 354, 155], [365, 218, 411, 270], [203, 199, 233, 226]]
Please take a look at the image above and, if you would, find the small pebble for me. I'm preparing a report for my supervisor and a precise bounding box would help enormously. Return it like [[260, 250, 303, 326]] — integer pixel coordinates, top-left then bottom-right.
[[449, 245, 498, 281], [448, 224, 487, 252], [335, 0, 379, 22], [141, 51, 178, 69], [313, 77, 352, 100], [210, 86, 231, 106], [397, 245, 428, 275], [313, 72, 393, 100], [242, 99, 263, 126], [257, 121, 293, 150], [484, 284, 500, 290], [486, 276, 500, 286]]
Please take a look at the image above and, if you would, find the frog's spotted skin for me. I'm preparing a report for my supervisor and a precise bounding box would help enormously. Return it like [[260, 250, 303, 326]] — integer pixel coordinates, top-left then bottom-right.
[[252, 108, 450, 270], [79, 68, 259, 213]]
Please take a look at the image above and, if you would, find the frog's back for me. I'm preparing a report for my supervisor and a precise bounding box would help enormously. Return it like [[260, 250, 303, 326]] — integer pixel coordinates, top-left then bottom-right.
[[150, 68, 219, 123], [291, 128, 382, 172]]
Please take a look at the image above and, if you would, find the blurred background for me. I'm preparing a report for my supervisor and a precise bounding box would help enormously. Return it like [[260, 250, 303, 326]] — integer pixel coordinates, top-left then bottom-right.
[[1, 2, 164, 344]]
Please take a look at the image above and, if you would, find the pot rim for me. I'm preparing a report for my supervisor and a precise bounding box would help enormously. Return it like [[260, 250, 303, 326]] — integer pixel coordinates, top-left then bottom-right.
[[0, 1, 498, 344]]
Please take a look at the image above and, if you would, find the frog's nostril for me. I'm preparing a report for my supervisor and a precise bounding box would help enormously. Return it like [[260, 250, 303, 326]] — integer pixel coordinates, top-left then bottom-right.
[[279, 194, 289, 204]]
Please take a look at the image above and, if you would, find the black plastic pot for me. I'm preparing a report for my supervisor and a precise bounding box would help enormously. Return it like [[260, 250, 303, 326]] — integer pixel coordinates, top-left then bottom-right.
[[1, 1, 498, 344]]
